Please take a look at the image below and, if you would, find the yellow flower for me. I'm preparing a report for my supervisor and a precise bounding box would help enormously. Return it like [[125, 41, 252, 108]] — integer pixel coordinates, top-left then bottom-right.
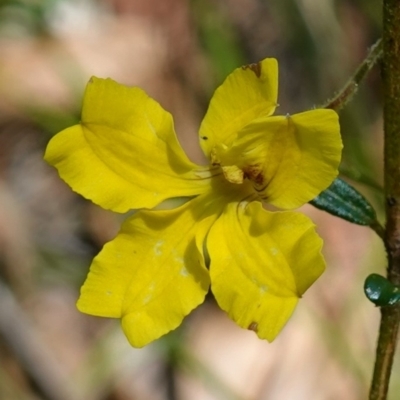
[[44, 59, 342, 347]]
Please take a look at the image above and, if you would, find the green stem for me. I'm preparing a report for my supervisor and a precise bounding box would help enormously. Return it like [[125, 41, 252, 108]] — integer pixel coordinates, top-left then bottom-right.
[[370, 220, 386, 242], [323, 38, 382, 110], [369, 2, 400, 399]]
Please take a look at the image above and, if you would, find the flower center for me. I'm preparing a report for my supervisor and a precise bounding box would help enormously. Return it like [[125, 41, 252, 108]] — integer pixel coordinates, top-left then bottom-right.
[[210, 145, 266, 187], [243, 164, 264, 185]]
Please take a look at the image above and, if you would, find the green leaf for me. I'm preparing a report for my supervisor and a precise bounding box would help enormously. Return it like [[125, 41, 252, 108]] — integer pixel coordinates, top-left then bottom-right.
[[309, 178, 376, 226], [364, 274, 400, 307]]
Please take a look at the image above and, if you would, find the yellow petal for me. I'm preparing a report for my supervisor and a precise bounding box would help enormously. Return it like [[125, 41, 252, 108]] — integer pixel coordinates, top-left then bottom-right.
[[219, 109, 342, 209], [44, 77, 212, 213], [199, 58, 278, 158], [77, 193, 223, 347], [208, 201, 325, 342]]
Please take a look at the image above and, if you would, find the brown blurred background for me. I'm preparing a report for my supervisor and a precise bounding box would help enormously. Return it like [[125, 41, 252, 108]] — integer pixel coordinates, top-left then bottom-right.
[[0, 0, 394, 399]]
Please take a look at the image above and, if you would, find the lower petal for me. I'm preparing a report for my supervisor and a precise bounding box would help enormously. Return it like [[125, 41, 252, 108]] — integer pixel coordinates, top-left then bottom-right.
[[208, 201, 325, 342], [77, 194, 222, 347]]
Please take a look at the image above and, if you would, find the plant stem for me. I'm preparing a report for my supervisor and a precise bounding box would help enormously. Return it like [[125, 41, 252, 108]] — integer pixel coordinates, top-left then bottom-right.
[[369, 2, 400, 399], [370, 220, 386, 242], [323, 38, 382, 110]]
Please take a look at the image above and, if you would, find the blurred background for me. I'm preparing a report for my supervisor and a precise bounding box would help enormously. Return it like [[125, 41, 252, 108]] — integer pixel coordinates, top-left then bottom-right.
[[0, 0, 394, 399]]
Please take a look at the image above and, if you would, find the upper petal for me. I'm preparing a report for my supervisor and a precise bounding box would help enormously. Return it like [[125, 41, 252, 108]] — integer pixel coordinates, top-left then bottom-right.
[[199, 58, 278, 159], [77, 192, 223, 348], [215, 109, 342, 209], [208, 201, 325, 342], [44, 77, 212, 213]]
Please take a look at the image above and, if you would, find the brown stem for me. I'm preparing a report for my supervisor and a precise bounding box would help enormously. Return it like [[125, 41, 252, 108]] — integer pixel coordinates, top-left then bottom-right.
[[369, 1, 400, 399], [323, 38, 382, 110]]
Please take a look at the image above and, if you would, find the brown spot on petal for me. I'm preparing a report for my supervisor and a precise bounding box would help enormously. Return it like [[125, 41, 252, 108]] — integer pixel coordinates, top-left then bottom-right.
[[243, 164, 264, 185], [242, 62, 262, 78], [248, 322, 258, 332]]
